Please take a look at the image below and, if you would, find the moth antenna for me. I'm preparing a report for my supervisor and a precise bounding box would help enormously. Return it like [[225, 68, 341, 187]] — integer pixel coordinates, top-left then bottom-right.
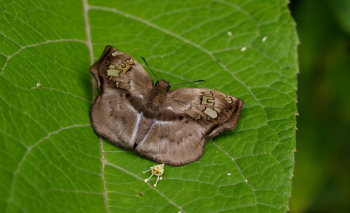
[[141, 57, 159, 81], [170, 79, 206, 86]]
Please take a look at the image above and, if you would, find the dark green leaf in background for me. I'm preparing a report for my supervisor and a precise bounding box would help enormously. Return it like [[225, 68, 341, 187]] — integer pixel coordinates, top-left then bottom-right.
[[290, 0, 350, 212], [0, 0, 298, 212]]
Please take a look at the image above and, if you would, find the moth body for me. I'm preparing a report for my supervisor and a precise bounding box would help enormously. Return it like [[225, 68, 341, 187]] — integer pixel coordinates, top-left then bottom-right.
[[143, 80, 169, 116]]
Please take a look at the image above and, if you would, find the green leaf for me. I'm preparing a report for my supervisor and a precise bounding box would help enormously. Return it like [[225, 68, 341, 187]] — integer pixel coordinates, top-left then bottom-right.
[[0, 0, 298, 212]]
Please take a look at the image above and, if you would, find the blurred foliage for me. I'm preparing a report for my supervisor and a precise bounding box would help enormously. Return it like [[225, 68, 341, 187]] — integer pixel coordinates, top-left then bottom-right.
[[290, 0, 350, 212]]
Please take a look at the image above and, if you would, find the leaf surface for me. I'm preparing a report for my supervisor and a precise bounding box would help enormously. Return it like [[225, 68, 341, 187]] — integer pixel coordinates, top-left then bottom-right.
[[0, 0, 298, 212]]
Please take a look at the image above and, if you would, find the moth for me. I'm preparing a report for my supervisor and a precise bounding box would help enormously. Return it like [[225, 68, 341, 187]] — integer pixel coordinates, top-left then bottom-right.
[[90, 46, 244, 166]]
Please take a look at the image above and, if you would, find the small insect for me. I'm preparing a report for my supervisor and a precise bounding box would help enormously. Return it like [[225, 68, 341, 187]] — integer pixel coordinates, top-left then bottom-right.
[[90, 46, 244, 166], [143, 164, 165, 187]]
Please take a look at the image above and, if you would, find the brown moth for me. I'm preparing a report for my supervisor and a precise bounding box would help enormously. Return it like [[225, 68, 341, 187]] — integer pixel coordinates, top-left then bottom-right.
[[90, 46, 244, 166]]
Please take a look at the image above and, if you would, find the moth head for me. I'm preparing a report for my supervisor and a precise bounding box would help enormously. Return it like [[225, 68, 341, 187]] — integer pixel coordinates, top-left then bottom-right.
[[155, 80, 171, 92]]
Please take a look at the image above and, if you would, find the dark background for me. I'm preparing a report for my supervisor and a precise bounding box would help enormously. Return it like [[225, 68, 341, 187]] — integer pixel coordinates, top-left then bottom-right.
[[289, 0, 350, 212]]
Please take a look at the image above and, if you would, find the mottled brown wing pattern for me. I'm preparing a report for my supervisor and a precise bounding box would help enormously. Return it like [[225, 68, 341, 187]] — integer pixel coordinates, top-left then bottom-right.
[[90, 46, 244, 166], [167, 88, 244, 138], [90, 46, 153, 150], [90, 45, 154, 96], [133, 88, 244, 166]]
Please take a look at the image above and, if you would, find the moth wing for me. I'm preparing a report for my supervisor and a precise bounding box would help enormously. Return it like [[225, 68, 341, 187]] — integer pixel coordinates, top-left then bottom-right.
[[134, 88, 243, 166], [90, 46, 152, 149], [90, 45, 154, 97], [135, 119, 206, 166], [167, 88, 244, 138], [91, 92, 142, 150]]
